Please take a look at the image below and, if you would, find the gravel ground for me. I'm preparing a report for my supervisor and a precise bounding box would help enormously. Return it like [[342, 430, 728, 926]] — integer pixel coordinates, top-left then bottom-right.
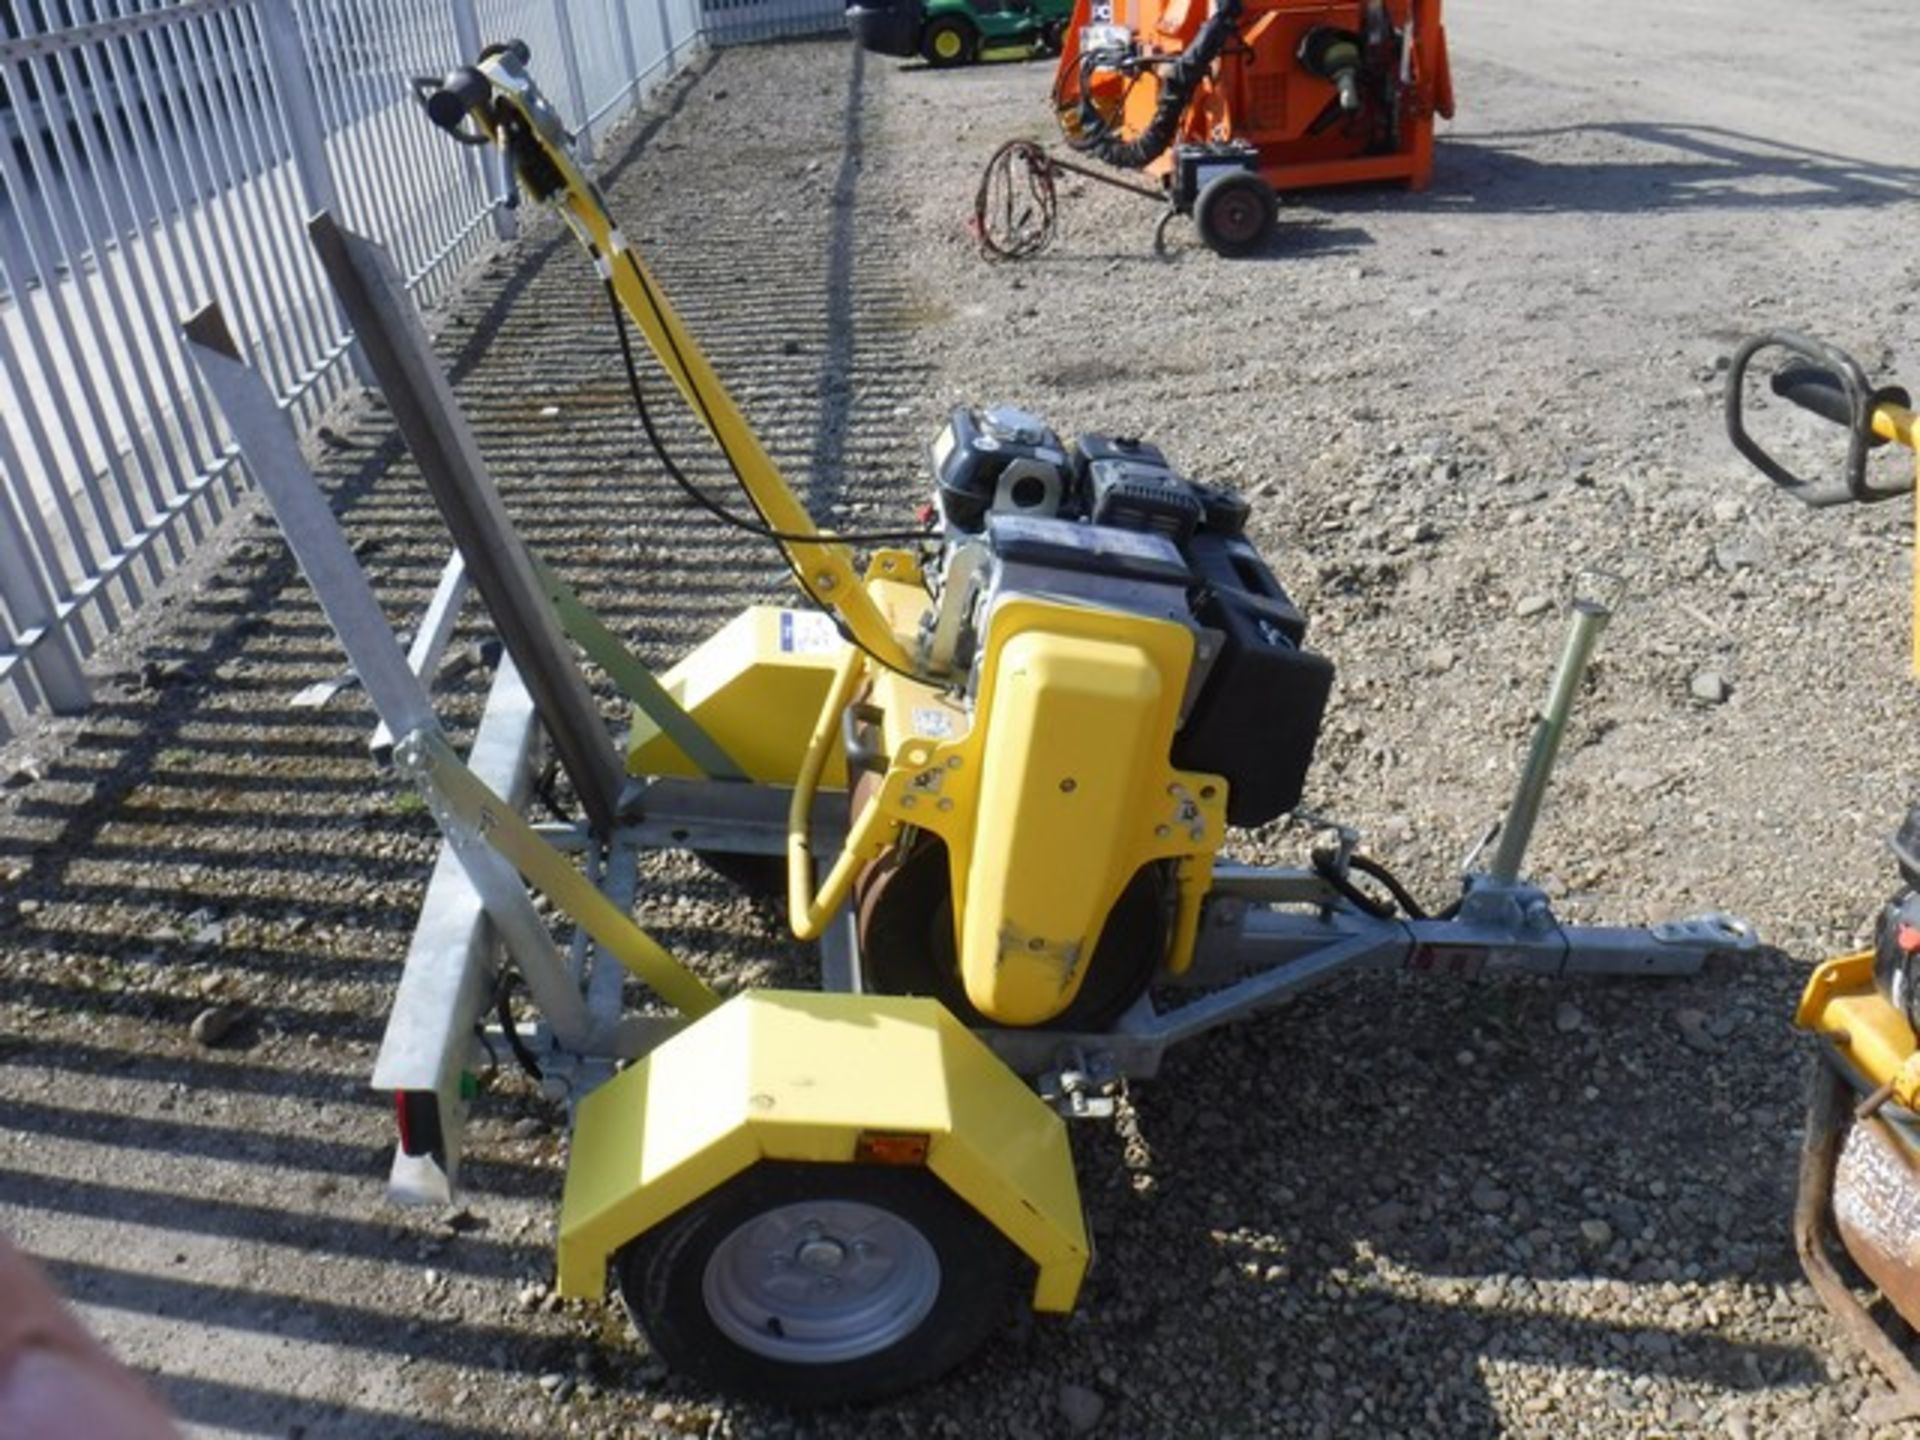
[[4, 2, 1920, 1435]]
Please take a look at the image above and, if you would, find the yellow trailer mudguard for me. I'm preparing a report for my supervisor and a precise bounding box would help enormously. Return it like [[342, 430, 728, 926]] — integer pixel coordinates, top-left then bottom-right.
[[557, 990, 1090, 1312]]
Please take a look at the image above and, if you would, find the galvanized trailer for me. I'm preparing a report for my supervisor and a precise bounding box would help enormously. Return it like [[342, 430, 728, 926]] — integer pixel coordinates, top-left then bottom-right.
[[179, 47, 1752, 1404]]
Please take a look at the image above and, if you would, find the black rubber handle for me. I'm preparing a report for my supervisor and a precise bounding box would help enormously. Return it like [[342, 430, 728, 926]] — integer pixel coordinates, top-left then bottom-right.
[[422, 65, 491, 134], [1771, 364, 1854, 429], [1724, 331, 1909, 508]]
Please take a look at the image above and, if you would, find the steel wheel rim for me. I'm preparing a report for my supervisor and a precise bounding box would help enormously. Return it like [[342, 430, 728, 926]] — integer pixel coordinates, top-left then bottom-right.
[[702, 1197, 941, 1363], [934, 28, 962, 57]]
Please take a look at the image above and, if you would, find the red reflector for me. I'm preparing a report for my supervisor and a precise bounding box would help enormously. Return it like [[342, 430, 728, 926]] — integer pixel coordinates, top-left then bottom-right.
[[393, 1091, 415, 1153], [1899, 924, 1920, 955], [855, 1131, 930, 1166]]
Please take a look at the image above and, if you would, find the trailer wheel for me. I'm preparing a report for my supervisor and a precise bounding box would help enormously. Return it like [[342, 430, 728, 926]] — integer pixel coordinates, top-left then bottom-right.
[[1194, 171, 1277, 256], [921, 16, 979, 67], [616, 1162, 1018, 1405]]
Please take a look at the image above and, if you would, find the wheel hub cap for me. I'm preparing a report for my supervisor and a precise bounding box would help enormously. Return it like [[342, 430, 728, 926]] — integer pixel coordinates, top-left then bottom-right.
[[702, 1198, 941, 1363]]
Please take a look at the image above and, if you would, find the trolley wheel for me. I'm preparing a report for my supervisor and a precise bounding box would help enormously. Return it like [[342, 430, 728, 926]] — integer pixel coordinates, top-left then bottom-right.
[[1035, 19, 1066, 55], [921, 16, 979, 67], [1194, 170, 1278, 257], [615, 1161, 1018, 1405]]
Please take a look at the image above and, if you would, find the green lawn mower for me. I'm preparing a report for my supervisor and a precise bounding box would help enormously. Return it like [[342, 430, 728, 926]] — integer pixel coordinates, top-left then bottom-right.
[[847, 0, 1072, 67]]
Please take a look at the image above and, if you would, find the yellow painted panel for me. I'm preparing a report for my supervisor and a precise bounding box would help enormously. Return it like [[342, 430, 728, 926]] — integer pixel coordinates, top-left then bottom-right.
[[960, 630, 1165, 1024], [558, 991, 1089, 1312], [626, 606, 849, 786], [1798, 950, 1915, 1091]]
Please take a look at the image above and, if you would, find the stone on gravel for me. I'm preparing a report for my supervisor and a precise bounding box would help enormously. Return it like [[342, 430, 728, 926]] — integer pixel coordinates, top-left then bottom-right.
[[1673, 1008, 1722, 1054], [139, 658, 190, 690], [1470, 1179, 1511, 1215], [1515, 594, 1554, 618], [1580, 1219, 1614, 1248], [1690, 671, 1731, 704], [1367, 1200, 1410, 1231], [1713, 536, 1769, 572], [1058, 1383, 1105, 1434], [188, 1005, 244, 1049], [1554, 1002, 1584, 1033]]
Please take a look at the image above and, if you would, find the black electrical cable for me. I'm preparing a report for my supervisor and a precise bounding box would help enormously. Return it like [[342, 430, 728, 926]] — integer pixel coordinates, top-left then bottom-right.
[[533, 755, 572, 825], [596, 243, 938, 685], [974, 140, 1059, 260], [493, 974, 544, 1081], [1063, 0, 1245, 170], [1310, 847, 1459, 922], [601, 277, 933, 546], [1347, 852, 1432, 920], [1311, 847, 1397, 919]]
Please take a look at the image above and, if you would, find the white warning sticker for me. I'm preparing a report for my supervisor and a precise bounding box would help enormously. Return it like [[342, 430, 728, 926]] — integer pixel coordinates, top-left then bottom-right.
[[777, 610, 840, 655], [912, 707, 958, 739]]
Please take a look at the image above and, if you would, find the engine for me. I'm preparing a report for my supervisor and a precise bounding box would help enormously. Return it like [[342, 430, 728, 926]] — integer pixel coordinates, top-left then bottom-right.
[[922, 404, 1334, 827]]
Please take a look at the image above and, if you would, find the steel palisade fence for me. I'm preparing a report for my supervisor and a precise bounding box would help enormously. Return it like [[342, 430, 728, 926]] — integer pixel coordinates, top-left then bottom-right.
[[0, 0, 845, 742]]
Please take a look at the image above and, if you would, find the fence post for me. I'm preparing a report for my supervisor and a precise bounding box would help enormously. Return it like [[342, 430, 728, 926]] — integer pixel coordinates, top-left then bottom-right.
[[0, 455, 90, 719], [256, 2, 374, 384], [448, 0, 519, 240], [552, 0, 597, 166], [612, 0, 642, 108], [256, 5, 344, 232]]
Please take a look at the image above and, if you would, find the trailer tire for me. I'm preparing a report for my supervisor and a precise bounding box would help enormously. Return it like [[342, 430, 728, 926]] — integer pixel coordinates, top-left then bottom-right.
[[1195, 170, 1278, 256], [921, 15, 979, 67], [615, 1162, 1019, 1405]]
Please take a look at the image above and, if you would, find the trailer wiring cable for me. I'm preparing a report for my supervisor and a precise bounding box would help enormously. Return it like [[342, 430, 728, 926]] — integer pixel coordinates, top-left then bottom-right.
[[533, 755, 574, 825], [493, 972, 545, 1081], [1310, 846, 1458, 921], [975, 140, 1059, 260], [973, 140, 1166, 259]]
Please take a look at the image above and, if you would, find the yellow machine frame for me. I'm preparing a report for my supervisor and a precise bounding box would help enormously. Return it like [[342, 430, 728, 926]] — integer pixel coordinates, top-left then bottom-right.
[[444, 43, 1226, 1320]]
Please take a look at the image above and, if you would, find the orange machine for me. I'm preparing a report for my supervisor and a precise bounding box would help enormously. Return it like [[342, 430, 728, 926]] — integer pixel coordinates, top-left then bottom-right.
[[1051, 0, 1452, 252]]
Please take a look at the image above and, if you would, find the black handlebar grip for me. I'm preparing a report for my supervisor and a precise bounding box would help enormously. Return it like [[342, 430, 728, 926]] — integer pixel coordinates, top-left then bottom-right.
[[1771, 364, 1854, 430], [425, 65, 491, 134], [479, 39, 533, 65]]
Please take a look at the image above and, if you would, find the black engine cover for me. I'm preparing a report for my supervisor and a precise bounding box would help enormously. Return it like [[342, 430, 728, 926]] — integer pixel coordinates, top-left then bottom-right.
[[1172, 531, 1332, 826]]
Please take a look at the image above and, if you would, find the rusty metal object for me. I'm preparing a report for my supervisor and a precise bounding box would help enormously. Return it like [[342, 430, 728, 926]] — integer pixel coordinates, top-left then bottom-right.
[[1796, 1059, 1920, 1426], [1833, 1097, 1920, 1329]]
